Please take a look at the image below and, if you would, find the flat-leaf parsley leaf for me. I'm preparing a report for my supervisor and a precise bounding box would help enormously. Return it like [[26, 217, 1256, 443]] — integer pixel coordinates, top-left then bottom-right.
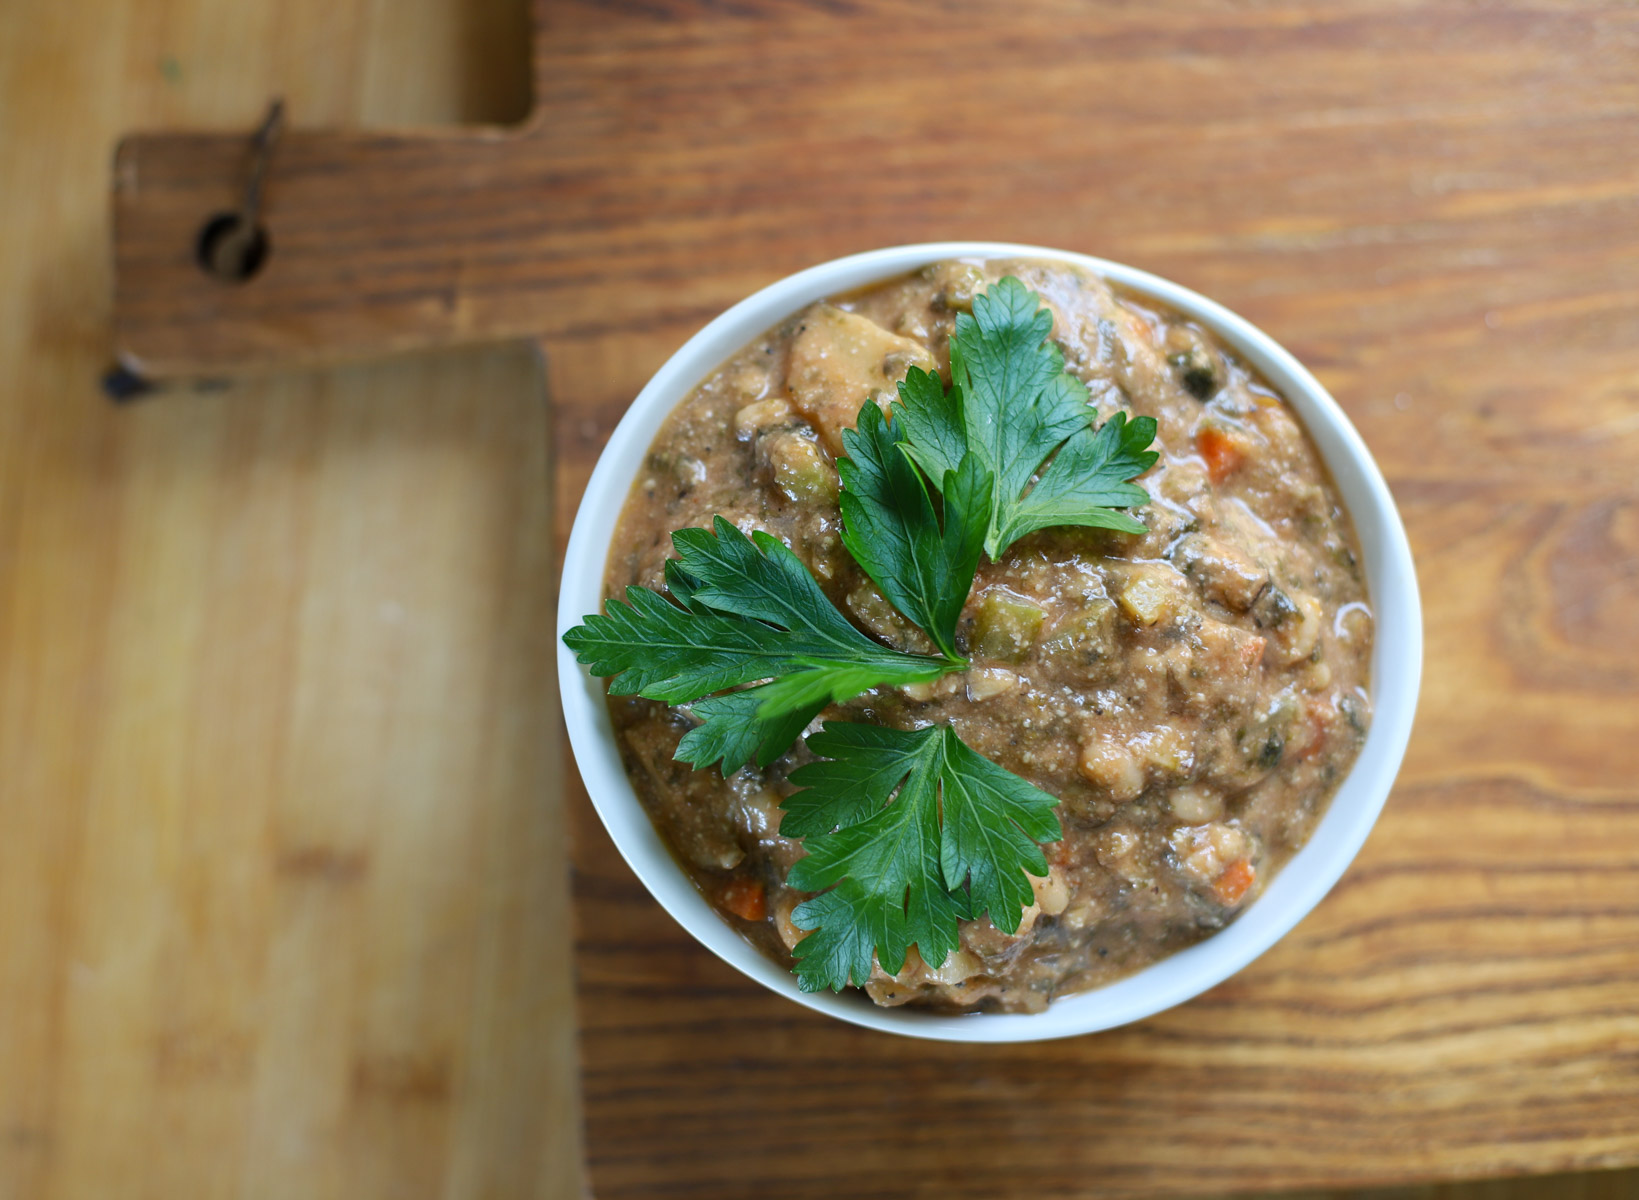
[[895, 275, 1159, 557], [562, 517, 952, 772], [837, 403, 991, 662], [782, 722, 1062, 992]]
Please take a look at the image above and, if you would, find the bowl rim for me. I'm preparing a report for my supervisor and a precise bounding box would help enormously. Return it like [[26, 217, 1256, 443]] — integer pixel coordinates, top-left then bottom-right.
[[556, 241, 1422, 1043]]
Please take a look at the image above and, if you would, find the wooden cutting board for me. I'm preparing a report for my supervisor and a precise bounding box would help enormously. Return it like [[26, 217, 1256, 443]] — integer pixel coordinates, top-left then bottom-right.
[[112, 2, 1639, 1195]]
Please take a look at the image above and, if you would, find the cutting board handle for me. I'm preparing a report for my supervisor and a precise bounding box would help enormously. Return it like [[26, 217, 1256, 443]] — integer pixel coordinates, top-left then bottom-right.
[[112, 121, 536, 380]]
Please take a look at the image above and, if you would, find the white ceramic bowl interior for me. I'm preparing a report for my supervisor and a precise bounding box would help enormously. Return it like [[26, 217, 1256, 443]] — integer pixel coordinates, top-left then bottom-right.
[[557, 242, 1421, 1042]]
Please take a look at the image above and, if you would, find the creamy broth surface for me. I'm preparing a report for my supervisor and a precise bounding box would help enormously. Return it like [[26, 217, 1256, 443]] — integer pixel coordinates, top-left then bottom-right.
[[601, 259, 1373, 1012]]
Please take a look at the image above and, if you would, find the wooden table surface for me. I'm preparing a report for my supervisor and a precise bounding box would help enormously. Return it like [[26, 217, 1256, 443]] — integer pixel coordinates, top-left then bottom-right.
[[7, 1, 1639, 1198]]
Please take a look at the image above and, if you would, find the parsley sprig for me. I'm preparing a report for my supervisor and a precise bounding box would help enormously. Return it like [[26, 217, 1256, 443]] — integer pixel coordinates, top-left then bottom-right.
[[564, 275, 1157, 993], [837, 404, 990, 663], [563, 517, 955, 773], [897, 276, 1160, 557], [783, 723, 1061, 991]]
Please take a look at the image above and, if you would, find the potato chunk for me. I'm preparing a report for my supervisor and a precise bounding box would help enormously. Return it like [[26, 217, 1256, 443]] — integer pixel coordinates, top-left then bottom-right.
[[786, 304, 937, 454], [1115, 565, 1188, 628]]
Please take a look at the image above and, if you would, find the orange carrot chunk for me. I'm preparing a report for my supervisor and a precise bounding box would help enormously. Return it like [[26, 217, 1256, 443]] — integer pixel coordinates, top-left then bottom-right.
[[720, 877, 767, 922], [1290, 706, 1328, 760], [1214, 858, 1256, 906], [1196, 426, 1246, 484]]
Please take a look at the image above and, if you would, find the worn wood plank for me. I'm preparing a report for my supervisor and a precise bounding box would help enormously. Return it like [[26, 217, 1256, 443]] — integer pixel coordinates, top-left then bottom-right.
[[0, 3, 575, 1200]]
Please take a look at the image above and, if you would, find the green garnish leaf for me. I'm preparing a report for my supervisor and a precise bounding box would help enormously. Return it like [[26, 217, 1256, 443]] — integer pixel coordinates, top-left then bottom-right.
[[675, 686, 824, 773], [895, 275, 1159, 558], [562, 517, 950, 772], [783, 722, 1062, 993], [837, 403, 990, 663], [990, 409, 1160, 545]]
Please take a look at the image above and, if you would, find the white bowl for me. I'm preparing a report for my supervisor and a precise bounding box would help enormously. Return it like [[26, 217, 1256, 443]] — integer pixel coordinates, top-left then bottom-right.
[[557, 242, 1421, 1043]]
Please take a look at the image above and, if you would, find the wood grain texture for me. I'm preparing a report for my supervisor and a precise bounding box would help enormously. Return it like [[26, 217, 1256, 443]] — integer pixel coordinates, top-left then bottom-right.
[[93, 0, 1639, 1197], [536, 6, 1638, 1195], [0, 3, 577, 1200]]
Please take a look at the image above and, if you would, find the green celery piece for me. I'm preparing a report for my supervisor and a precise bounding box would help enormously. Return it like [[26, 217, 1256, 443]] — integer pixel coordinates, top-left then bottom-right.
[[782, 722, 1061, 992], [837, 402, 990, 663]]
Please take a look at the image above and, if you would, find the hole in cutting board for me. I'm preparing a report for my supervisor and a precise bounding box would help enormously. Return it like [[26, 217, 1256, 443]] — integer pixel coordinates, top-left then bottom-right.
[[178, 0, 533, 289], [195, 212, 270, 282]]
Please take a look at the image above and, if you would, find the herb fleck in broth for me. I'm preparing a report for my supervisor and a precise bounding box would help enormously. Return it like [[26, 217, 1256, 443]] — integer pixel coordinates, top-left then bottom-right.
[[597, 259, 1372, 1013]]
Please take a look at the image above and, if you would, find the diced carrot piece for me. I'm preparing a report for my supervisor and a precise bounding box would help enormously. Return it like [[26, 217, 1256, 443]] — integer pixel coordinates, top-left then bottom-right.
[[1214, 858, 1256, 906], [1289, 702, 1329, 761], [1197, 426, 1246, 484], [720, 876, 767, 922]]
